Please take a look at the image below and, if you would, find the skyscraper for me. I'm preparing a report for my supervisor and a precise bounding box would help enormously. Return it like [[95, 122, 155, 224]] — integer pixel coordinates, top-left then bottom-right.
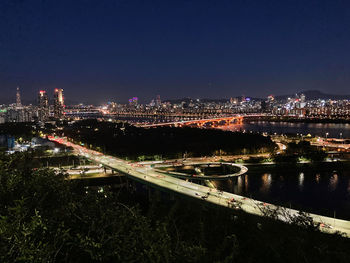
[[16, 87, 22, 107], [54, 88, 64, 119], [38, 90, 48, 108], [156, 95, 161, 107], [38, 90, 49, 121]]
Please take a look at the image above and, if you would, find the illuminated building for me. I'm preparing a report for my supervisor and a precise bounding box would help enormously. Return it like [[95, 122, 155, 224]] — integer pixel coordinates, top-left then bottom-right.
[[38, 90, 48, 108], [38, 90, 49, 121], [267, 95, 274, 102], [128, 97, 138, 107], [156, 95, 161, 107], [16, 87, 22, 107], [54, 88, 65, 119]]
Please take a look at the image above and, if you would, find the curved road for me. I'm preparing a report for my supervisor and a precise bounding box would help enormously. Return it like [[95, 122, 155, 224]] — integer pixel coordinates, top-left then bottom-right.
[[153, 162, 248, 180], [49, 136, 350, 237]]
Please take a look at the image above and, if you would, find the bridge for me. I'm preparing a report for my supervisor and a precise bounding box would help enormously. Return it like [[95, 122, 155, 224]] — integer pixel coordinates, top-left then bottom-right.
[[49, 136, 350, 237], [140, 114, 264, 128]]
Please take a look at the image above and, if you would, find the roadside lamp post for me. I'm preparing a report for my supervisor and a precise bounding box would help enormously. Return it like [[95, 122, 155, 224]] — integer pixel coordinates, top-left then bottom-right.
[[326, 132, 329, 139]]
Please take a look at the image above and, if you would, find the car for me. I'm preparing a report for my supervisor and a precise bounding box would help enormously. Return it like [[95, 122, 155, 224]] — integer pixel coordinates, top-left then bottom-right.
[[320, 223, 333, 229], [259, 202, 268, 207]]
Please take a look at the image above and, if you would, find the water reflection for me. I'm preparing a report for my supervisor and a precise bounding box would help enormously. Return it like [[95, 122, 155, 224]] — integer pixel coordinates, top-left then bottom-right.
[[315, 173, 320, 183], [260, 173, 272, 194], [218, 169, 350, 219], [221, 122, 350, 138], [329, 173, 338, 192], [298, 172, 304, 190], [236, 176, 243, 194]]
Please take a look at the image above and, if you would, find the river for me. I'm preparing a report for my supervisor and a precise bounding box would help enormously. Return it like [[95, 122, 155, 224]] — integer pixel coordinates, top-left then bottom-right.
[[217, 122, 350, 219], [214, 167, 350, 220], [221, 121, 350, 138]]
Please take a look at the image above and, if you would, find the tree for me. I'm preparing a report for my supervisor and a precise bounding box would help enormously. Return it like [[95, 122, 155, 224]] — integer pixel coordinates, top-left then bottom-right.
[[0, 152, 202, 262]]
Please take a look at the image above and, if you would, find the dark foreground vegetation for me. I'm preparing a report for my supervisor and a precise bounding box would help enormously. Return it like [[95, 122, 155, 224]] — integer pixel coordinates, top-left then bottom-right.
[[63, 119, 276, 159], [1, 152, 350, 262], [273, 140, 327, 163], [0, 122, 36, 142]]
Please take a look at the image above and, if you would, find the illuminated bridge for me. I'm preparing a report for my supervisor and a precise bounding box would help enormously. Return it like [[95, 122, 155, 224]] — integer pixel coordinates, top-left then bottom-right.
[[49, 136, 350, 237], [140, 114, 265, 128]]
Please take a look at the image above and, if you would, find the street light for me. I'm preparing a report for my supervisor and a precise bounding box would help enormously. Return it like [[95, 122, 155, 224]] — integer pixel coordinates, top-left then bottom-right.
[[326, 132, 329, 139]]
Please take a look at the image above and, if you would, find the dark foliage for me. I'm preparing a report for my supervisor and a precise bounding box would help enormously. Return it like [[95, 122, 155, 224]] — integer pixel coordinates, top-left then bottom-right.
[[273, 141, 327, 163], [0, 152, 201, 262], [63, 119, 276, 159], [0, 122, 35, 140], [1, 153, 350, 262]]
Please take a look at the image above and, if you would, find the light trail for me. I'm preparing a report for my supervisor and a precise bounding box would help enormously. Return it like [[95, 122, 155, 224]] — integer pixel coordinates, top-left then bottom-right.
[[49, 136, 350, 237]]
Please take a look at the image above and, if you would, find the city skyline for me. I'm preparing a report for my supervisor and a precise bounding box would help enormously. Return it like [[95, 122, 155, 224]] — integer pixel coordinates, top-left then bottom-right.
[[1, 1, 350, 260], [1, 0, 350, 103], [2, 86, 350, 106]]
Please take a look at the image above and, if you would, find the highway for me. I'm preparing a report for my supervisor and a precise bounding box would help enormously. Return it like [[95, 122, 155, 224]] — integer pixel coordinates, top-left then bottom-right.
[[311, 137, 350, 151], [49, 136, 350, 237]]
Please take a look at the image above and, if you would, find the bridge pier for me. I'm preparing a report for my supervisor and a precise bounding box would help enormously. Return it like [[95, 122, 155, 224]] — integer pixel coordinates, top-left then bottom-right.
[[132, 180, 136, 192], [126, 178, 129, 191], [148, 186, 152, 201]]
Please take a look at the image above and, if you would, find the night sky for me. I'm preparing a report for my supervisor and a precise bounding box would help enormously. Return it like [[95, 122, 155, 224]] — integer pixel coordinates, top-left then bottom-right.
[[1, 0, 350, 104]]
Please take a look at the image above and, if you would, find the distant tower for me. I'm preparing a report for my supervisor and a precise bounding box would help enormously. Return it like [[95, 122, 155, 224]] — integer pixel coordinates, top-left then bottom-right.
[[54, 88, 65, 119], [38, 90, 49, 121], [38, 90, 48, 108], [300, 93, 306, 103], [16, 87, 22, 107], [156, 95, 161, 106]]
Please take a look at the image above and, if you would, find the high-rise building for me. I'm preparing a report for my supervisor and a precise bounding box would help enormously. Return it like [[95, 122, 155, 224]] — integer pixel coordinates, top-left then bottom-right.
[[299, 93, 306, 108], [230, 97, 238, 104], [16, 87, 22, 107], [54, 88, 64, 119], [38, 90, 49, 121], [38, 90, 48, 108], [128, 97, 138, 107], [156, 95, 161, 107]]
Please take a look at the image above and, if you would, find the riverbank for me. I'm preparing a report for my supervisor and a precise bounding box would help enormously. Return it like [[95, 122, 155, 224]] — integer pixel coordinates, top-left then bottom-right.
[[246, 116, 350, 124], [244, 160, 350, 173]]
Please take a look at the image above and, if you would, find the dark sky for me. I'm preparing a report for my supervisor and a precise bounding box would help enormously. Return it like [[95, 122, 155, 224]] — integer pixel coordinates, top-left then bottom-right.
[[1, 0, 350, 104]]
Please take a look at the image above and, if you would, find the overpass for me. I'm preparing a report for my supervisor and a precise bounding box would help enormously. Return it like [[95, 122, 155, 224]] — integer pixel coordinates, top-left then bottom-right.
[[49, 136, 350, 237], [311, 137, 350, 152], [152, 162, 248, 180]]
